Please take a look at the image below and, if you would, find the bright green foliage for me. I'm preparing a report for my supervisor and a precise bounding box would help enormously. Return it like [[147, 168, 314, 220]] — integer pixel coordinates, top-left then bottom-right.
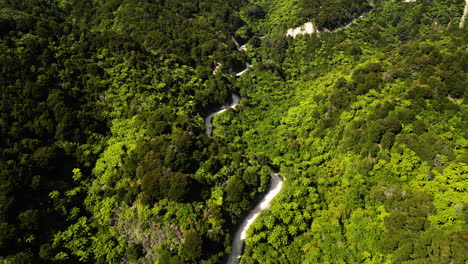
[[52, 217, 92, 262], [1, 0, 467, 263], [0, 0, 266, 262], [225, 0, 468, 263]]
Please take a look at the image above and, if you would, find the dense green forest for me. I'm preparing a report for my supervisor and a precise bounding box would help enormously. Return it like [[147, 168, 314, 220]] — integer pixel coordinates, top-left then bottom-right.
[[0, 0, 467, 263]]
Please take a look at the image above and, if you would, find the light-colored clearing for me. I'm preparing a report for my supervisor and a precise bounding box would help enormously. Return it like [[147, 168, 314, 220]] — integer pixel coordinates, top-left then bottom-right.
[[286, 22, 319, 38]]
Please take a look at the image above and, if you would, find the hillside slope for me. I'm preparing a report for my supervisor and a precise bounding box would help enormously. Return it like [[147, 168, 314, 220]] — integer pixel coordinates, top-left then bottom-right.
[[0, 0, 466, 263], [215, 0, 468, 263]]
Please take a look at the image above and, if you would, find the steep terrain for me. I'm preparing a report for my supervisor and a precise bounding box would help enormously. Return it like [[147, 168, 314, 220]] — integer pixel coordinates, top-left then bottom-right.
[[216, 0, 468, 263], [0, 0, 466, 263]]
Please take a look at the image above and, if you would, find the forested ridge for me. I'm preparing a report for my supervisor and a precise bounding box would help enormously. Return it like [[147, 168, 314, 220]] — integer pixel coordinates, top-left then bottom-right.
[[0, 0, 467, 263]]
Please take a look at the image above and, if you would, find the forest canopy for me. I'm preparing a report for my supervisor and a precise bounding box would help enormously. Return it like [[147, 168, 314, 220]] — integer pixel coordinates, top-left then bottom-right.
[[0, 0, 466, 263]]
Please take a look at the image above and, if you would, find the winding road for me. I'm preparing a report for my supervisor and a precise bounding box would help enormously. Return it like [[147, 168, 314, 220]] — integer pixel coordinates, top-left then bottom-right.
[[460, 0, 468, 28], [203, 62, 284, 264], [205, 3, 468, 260], [236, 63, 252, 76], [226, 173, 283, 264], [204, 94, 240, 136]]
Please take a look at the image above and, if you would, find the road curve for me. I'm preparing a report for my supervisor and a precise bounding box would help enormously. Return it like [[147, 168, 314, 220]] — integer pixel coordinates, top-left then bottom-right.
[[226, 173, 283, 264], [204, 54, 283, 264], [204, 94, 240, 136]]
